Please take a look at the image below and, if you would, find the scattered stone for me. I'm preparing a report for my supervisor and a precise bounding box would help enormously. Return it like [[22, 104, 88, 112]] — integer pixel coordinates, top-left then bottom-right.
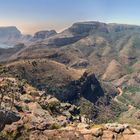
[[92, 128, 104, 138], [77, 123, 89, 129], [20, 94, 34, 103], [0, 110, 20, 132]]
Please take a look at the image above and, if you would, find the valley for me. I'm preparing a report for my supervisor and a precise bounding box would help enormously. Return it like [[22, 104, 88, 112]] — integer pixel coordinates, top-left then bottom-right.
[[0, 21, 140, 140]]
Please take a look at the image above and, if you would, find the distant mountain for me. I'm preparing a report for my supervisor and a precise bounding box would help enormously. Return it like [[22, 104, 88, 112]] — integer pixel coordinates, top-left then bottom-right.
[[0, 26, 21, 45], [33, 30, 57, 40], [0, 21, 140, 74], [0, 26, 57, 47]]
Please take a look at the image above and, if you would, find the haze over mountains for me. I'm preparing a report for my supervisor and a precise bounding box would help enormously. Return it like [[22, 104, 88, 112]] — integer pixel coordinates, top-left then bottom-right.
[[1, 21, 140, 45], [0, 21, 140, 139]]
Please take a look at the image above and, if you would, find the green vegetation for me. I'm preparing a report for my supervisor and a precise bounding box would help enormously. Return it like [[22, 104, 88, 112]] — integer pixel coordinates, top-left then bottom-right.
[[123, 86, 140, 93], [0, 79, 20, 110], [49, 123, 61, 130], [119, 108, 140, 125], [125, 66, 134, 74], [80, 98, 97, 119], [117, 86, 140, 110]]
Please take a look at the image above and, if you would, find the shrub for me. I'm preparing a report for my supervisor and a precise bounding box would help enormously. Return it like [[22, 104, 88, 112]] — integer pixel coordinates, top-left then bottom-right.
[[49, 123, 61, 130]]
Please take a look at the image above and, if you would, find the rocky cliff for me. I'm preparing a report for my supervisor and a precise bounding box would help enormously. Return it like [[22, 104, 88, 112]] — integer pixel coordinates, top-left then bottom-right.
[[33, 30, 57, 40], [0, 26, 21, 45]]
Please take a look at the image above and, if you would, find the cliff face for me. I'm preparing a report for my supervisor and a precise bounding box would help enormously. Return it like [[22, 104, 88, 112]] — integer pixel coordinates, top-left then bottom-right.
[[33, 30, 57, 40], [67, 21, 140, 35], [0, 27, 57, 47], [69, 21, 109, 35], [49, 73, 104, 102], [0, 26, 21, 44]]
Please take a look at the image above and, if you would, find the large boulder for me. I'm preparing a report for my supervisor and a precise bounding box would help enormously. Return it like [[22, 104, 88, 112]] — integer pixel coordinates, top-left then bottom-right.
[[0, 110, 20, 132], [20, 94, 34, 103], [27, 102, 55, 130]]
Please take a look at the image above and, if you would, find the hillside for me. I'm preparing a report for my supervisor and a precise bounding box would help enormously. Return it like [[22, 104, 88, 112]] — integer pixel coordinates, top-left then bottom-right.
[[0, 59, 84, 88], [0, 58, 125, 121], [1, 22, 139, 77], [0, 76, 139, 140], [0, 21, 140, 139]]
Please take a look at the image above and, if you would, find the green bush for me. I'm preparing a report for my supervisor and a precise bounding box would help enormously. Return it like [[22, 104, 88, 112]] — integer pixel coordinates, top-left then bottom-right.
[[49, 123, 61, 130]]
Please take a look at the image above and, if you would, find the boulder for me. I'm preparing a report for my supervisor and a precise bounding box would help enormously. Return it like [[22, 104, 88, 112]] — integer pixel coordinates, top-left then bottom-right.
[[3, 119, 24, 135], [77, 123, 89, 129], [27, 102, 55, 130], [92, 128, 104, 138], [20, 94, 34, 103], [104, 123, 131, 134], [0, 110, 20, 132]]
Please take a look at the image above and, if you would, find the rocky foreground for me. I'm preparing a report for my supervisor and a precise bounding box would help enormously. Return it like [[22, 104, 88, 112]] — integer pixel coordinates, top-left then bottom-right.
[[0, 77, 139, 140], [2, 121, 140, 140], [29, 125, 140, 140]]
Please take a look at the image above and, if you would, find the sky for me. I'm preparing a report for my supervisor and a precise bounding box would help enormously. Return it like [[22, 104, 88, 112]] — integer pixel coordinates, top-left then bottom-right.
[[0, 0, 140, 34]]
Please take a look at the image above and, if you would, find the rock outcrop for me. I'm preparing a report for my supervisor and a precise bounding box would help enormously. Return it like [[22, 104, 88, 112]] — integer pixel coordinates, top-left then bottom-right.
[[33, 30, 57, 40], [0, 110, 20, 132], [69, 21, 109, 35], [27, 123, 140, 140]]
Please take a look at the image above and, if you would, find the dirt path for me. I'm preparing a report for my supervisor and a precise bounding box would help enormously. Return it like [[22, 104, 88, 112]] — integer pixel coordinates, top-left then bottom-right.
[[128, 104, 135, 110], [114, 87, 135, 110], [114, 87, 123, 103]]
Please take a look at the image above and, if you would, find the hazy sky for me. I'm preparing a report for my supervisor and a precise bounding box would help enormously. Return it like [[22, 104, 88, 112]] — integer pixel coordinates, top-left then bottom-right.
[[0, 0, 140, 34]]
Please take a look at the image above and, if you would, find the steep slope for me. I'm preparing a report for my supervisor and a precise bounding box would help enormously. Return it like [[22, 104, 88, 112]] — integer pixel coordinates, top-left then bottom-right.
[[0, 62, 124, 123], [102, 59, 126, 81], [119, 37, 137, 65], [0, 43, 26, 62], [132, 60, 140, 72], [0, 76, 139, 140], [0, 59, 85, 89]]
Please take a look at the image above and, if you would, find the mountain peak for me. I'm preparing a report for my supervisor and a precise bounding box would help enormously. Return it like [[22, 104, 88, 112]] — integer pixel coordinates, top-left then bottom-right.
[[0, 26, 21, 33]]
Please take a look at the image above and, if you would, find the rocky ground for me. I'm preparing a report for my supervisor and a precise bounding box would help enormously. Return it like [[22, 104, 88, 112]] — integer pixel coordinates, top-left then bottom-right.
[[29, 124, 140, 140], [0, 76, 82, 139], [0, 77, 140, 140]]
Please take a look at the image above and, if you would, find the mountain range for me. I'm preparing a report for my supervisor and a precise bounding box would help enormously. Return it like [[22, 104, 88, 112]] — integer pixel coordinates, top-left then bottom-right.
[[0, 21, 140, 139], [0, 21, 140, 86]]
